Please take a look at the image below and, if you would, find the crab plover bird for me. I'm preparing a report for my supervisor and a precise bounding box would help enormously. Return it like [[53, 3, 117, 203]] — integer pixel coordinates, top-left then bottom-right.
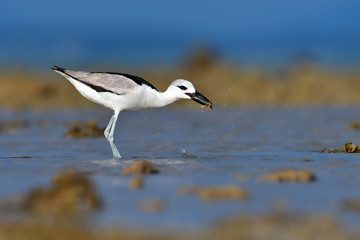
[[51, 65, 213, 158]]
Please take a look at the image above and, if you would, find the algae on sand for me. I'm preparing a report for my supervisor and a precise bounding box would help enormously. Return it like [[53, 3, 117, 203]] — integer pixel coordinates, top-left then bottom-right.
[[21, 171, 102, 215], [321, 142, 360, 153], [258, 169, 316, 182], [122, 160, 159, 175], [64, 120, 105, 138]]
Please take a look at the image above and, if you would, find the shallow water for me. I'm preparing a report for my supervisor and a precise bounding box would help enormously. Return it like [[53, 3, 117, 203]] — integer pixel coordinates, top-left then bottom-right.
[[1, 107, 360, 230]]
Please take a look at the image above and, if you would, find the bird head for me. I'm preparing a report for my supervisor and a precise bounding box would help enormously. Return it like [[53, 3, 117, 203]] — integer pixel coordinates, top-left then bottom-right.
[[169, 79, 213, 109]]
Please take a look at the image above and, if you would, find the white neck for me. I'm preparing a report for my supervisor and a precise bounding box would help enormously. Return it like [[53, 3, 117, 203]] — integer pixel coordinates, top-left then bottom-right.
[[148, 87, 179, 108]]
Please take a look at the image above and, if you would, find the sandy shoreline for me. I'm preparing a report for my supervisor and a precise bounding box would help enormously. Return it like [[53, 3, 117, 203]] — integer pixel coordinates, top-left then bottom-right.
[[1, 63, 360, 109]]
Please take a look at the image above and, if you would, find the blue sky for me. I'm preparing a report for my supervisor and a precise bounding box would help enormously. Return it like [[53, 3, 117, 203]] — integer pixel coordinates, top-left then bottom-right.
[[1, 0, 360, 67]]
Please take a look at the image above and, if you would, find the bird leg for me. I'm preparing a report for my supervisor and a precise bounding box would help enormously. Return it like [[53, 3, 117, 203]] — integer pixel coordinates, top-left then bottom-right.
[[104, 111, 121, 158], [104, 115, 114, 139]]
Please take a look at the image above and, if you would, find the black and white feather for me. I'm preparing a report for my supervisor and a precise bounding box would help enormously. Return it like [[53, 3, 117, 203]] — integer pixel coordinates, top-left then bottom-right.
[[51, 65, 157, 96]]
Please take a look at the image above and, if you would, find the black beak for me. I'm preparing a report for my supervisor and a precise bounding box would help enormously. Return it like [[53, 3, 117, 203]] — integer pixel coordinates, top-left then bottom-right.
[[186, 91, 213, 109]]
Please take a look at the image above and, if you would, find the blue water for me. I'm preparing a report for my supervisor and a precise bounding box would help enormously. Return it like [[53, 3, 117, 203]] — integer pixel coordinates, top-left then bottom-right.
[[1, 107, 360, 230], [1, 0, 360, 68]]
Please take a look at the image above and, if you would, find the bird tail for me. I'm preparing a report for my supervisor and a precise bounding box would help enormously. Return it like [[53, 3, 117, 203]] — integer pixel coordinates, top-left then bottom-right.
[[50, 65, 65, 73]]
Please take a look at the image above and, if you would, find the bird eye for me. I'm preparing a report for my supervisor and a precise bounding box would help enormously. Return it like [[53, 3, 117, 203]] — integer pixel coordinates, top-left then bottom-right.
[[178, 85, 187, 90]]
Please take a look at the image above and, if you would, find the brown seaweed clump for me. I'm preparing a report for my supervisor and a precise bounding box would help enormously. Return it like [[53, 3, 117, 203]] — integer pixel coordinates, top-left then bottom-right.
[[122, 160, 159, 175], [321, 142, 360, 153], [22, 171, 102, 215], [179, 185, 249, 201], [342, 142, 360, 153], [64, 120, 104, 138], [259, 169, 316, 182]]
